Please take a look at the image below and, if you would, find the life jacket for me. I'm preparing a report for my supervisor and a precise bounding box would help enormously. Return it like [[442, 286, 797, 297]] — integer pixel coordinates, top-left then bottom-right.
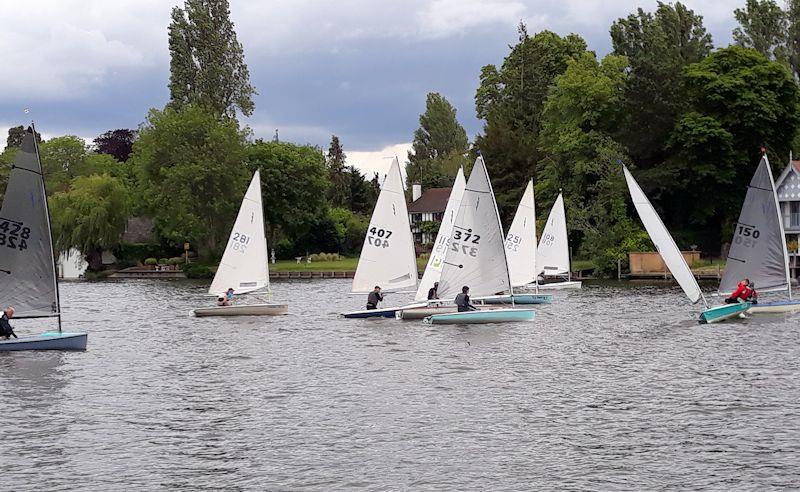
[[730, 283, 748, 299]]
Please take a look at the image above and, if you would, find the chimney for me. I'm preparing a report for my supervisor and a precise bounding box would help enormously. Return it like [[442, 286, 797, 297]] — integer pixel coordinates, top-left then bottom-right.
[[412, 183, 422, 202]]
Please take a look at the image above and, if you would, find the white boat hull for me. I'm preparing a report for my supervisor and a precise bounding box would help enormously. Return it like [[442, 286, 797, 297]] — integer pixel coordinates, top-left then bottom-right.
[[194, 303, 288, 317], [396, 304, 459, 319], [537, 280, 582, 290], [747, 300, 800, 314]]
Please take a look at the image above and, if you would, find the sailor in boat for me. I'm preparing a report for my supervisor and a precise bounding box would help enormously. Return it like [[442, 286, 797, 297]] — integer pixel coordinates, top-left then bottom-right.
[[0, 307, 17, 340], [725, 279, 751, 304], [428, 282, 440, 301], [225, 288, 235, 304], [744, 281, 758, 304], [216, 296, 230, 307], [455, 286, 478, 312], [366, 286, 383, 310]]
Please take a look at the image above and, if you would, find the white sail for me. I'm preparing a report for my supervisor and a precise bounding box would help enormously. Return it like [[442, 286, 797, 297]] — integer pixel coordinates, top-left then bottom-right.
[[537, 193, 571, 277], [437, 156, 511, 299], [623, 166, 703, 305], [719, 155, 791, 294], [208, 171, 270, 296], [415, 168, 466, 301], [0, 128, 60, 318], [351, 157, 417, 293], [505, 179, 537, 287]]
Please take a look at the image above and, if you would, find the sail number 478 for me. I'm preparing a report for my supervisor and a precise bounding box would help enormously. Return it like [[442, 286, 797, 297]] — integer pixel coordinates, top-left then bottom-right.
[[0, 219, 30, 251], [367, 227, 393, 248]]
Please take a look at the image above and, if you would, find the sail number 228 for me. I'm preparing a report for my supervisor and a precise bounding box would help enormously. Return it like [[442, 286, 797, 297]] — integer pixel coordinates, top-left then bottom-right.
[[0, 219, 30, 251], [367, 227, 393, 248]]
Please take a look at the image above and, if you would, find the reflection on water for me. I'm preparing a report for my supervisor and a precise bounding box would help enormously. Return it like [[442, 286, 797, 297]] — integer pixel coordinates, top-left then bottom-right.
[[1, 278, 799, 490]]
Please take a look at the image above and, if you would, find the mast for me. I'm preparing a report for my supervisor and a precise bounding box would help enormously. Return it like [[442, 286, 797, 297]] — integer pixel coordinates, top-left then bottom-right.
[[767, 153, 793, 300], [31, 122, 62, 332]]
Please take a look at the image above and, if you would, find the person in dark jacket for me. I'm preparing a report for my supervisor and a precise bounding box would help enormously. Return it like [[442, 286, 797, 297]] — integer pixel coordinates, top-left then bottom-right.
[[0, 307, 17, 340], [454, 286, 477, 312], [367, 286, 383, 310], [744, 281, 758, 304], [427, 282, 440, 301]]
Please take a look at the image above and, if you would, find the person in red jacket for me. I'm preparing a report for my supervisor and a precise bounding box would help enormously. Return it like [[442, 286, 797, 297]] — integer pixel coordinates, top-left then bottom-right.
[[725, 279, 750, 304]]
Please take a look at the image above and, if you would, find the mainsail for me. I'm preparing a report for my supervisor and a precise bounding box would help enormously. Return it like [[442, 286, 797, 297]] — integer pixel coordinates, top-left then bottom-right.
[[623, 166, 704, 305], [537, 193, 571, 277], [351, 157, 417, 293], [208, 170, 270, 296], [0, 128, 60, 318], [437, 156, 512, 299], [718, 155, 791, 294], [505, 179, 537, 287], [415, 167, 466, 301]]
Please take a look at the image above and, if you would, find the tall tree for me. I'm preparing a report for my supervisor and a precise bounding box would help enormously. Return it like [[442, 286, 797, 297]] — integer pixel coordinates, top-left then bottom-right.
[[406, 92, 469, 189], [39, 136, 122, 195], [94, 129, 137, 162], [326, 135, 350, 207], [168, 0, 256, 118], [130, 105, 249, 257], [50, 174, 129, 271], [5, 126, 40, 149], [787, 0, 800, 79], [733, 0, 788, 61], [611, 2, 713, 166], [475, 24, 586, 216]]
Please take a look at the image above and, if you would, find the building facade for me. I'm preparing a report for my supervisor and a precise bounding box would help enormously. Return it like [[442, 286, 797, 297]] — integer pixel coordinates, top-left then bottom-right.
[[407, 185, 451, 244], [775, 160, 800, 279]]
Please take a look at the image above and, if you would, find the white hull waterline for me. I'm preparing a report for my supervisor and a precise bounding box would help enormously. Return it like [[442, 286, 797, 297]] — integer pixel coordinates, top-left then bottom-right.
[[194, 303, 288, 317]]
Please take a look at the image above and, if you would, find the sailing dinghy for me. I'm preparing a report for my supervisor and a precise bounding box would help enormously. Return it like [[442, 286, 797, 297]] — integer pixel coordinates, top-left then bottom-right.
[[0, 126, 87, 351], [717, 155, 800, 315], [423, 156, 535, 325], [623, 165, 748, 324], [535, 193, 582, 289], [194, 170, 287, 317], [342, 157, 418, 318]]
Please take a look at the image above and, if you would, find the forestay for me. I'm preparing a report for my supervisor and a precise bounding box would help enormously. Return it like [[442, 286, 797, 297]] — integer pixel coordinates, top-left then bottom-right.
[[415, 167, 466, 301], [437, 156, 511, 299], [208, 171, 270, 296], [718, 155, 790, 294], [623, 166, 704, 305], [537, 193, 571, 276], [505, 179, 537, 287], [0, 128, 59, 318], [352, 157, 417, 293]]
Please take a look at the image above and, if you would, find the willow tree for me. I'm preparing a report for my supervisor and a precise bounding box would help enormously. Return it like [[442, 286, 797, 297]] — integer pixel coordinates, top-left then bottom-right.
[[168, 0, 256, 118]]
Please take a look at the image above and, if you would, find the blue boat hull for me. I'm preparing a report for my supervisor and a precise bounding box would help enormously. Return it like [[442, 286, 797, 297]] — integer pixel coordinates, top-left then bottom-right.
[[699, 303, 751, 324], [0, 332, 88, 351], [423, 308, 536, 325], [342, 307, 401, 318], [475, 294, 552, 305]]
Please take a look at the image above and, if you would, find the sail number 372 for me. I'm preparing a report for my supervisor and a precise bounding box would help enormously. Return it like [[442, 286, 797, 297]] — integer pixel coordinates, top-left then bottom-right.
[[734, 225, 760, 248], [451, 229, 481, 257], [367, 227, 393, 248], [0, 219, 30, 251]]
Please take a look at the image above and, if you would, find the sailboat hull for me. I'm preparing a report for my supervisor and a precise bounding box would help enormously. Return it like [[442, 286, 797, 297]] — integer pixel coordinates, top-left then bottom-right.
[[747, 300, 800, 314], [194, 303, 288, 317], [395, 304, 459, 319], [423, 308, 536, 325], [0, 332, 87, 351], [475, 294, 552, 305], [341, 306, 405, 318], [699, 303, 751, 324]]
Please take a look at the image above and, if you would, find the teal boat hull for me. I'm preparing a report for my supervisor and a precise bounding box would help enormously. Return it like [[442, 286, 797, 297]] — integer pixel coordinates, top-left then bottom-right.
[[423, 308, 536, 325], [0, 332, 87, 351], [475, 294, 552, 305], [699, 303, 751, 324]]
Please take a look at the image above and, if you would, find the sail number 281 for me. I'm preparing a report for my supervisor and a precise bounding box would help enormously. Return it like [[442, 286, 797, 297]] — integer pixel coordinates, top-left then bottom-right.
[[367, 227, 393, 248], [231, 231, 250, 253], [0, 219, 30, 251]]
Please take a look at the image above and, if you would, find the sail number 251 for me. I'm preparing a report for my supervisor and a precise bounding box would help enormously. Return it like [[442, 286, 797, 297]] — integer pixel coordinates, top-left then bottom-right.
[[367, 227, 393, 248], [0, 219, 30, 251]]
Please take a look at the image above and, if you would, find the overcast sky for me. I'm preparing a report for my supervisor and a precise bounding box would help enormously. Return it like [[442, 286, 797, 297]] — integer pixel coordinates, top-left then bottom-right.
[[0, 0, 742, 175]]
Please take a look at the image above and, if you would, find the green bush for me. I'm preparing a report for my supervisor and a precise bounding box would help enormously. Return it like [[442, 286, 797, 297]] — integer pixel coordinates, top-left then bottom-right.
[[144, 257, 158, 265], [168, 257, 184, 265], [158, 258, 169, 265], [182, 264, 213, 279]]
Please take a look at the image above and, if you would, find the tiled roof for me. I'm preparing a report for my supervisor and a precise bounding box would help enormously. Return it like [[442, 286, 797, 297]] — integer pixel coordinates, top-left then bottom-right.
[[121, 216, 156, 243], [408, 187, 451, 213]]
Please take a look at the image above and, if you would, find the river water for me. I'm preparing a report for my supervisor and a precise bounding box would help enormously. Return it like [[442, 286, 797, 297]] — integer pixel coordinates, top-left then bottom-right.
[[1, 278, 799, 490]]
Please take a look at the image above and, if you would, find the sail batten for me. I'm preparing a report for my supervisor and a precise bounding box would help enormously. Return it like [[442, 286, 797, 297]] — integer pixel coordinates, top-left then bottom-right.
[[0, 128, 60, 318], [208, 170, 270, 296], [437, 156, 511, 299], [352, 157, 418, 293]]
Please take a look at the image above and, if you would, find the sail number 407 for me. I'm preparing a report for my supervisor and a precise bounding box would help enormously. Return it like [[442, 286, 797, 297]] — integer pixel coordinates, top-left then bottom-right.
[[0, 219, 30, 251], [367, 227, 393, 248], [734, 225, 760, 248]]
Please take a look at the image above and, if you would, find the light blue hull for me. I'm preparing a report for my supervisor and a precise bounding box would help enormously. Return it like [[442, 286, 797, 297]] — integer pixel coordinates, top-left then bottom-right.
[[0, 332, 87, 351], [747, 300, 800, 314], [475, 294, 552, 305], [423, 308, 536, 325], [699, 303, 751, 324]]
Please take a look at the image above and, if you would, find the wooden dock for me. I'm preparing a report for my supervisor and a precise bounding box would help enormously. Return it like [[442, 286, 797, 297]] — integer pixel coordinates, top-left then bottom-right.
[[269, 271, 355, 279]]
